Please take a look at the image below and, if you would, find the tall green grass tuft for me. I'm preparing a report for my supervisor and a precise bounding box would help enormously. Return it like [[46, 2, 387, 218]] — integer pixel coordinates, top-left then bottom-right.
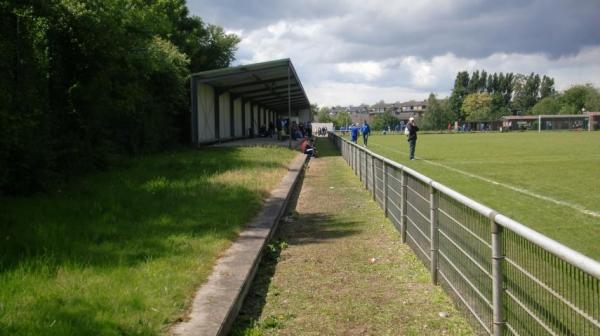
[[0, 146, 296, 335]]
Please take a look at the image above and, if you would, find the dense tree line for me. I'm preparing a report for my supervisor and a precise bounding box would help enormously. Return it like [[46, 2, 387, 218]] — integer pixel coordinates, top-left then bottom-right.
[[425, 69, 600, 130], [529, 84, 600, 115], [448, 70, 555, 121], [0, 0, 239, 194]]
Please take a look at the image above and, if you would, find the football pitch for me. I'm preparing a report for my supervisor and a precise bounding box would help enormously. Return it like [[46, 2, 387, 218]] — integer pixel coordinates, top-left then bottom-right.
[[350, 131, 600, 259]]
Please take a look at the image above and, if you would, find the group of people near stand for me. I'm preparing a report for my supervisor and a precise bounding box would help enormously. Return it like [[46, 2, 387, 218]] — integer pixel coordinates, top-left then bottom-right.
[[298, 117, 421, 161], [348, 117, 419, 160]]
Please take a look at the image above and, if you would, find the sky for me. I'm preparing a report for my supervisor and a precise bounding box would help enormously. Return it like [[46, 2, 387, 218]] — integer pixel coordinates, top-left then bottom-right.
[[187, 0, 600, 107]]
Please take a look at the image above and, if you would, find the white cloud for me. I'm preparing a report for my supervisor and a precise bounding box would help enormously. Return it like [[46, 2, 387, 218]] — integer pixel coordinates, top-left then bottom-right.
[[307, 81, 431, 107], [336, 61, 383, 81], [189, 1, 600, 107]]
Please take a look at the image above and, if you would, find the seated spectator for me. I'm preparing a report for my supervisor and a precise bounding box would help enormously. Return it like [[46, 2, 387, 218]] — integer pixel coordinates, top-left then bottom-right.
[[300, 137, 317, 158]]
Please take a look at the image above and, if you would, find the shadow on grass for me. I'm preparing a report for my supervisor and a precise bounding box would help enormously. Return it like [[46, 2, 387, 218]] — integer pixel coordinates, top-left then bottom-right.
[[0, 147, 293, 271], [313, 137, 341, 158], [0, 145, 299, 334], [231, 209, 361, 335]]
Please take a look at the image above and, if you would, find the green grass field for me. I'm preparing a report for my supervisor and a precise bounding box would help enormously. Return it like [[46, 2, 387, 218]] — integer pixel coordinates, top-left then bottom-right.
[[0, 146, 296, 335], [352, 131, 600, 259]]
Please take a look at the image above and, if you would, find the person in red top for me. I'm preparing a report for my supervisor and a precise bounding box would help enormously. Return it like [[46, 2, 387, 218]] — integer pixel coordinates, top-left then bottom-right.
[[300, 137, 317, 157]]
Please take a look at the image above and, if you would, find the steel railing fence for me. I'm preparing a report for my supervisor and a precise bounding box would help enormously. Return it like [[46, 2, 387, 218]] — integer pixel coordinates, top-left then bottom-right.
[[328, 132, 600, 336]]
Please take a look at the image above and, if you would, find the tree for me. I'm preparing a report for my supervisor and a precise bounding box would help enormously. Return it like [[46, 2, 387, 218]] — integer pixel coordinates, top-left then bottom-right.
[[334, 111, 352, 128], [0, 0, 240, 194], [316, 107, 333, 123], [513, 73, 541, 114], [371, 111, 399, 131], [490, 92, 510, 120], [310, 103, 320, 121], [530, 96, 561, 115], [462, 93, 492, 121], [560, 84, 600, 113], [468, 70, 480, 93], [421, 93, 453, 130], [449, 71, 470, 120], [540, 75, 556, 99], [479, 70, 488, 93]]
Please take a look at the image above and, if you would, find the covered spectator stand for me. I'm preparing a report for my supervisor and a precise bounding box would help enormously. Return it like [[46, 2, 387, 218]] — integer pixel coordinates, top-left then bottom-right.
[[190, 59, 311, 148]]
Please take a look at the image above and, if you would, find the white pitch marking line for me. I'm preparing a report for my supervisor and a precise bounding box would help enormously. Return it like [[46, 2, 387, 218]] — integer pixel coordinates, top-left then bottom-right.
[[369, 143, 600, 219]]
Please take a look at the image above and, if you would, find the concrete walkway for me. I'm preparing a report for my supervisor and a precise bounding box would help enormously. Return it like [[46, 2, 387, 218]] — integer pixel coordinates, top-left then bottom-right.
[[232, 139, 474, 335]]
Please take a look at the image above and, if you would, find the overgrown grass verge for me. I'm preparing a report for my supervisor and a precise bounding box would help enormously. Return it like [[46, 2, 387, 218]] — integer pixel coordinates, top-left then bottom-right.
[[0, 146, 296, 335], [231, 139, 473, 335]]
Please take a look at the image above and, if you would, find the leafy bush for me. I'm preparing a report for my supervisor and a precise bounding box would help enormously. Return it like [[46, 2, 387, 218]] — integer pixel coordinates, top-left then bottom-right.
[[0, 0, 239, 194]]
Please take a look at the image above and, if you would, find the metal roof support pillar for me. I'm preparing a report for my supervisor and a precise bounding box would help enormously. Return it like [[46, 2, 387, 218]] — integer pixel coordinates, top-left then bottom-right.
[[249, 102, 254, 138], [214, 88, 220, 143], [258, 105, 262, 129], [190, 77, 198, 145], [230, 93, 235, 139], [241, 97, 246, 137], [288, 63, 292, 149]]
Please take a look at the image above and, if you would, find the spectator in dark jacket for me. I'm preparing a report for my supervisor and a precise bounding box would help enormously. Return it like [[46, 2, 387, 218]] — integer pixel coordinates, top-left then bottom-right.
[[407, 117, 419, 160], [361, 121, 371, 147]]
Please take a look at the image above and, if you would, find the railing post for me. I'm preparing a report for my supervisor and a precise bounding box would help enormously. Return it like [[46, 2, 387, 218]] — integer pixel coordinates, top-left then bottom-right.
[[429, 182, 439, 285], [491, 212, 505, 336], [371, 156, 376, 199], [352, 145, 355, 173], [383, 161, 388, 217], [355, 146, 358, 176], [357, 147, 361, 178], [400, 168, 407, 244], [364, 150, 368, 189]]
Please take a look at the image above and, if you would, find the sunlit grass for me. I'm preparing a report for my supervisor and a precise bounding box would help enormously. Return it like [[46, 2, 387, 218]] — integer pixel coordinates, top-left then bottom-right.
[[0, 146, 296, 335], [358, 131, 600, 259]]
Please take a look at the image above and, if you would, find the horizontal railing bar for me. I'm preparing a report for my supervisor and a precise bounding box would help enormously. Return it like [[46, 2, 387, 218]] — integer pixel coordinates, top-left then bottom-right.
[[432, 182, 496, 219], [388, 186, 402, 198], [406, 231, 431, 262], [406, 215, 431, 244], [506, 323, 520, 336], [438, 270, 492, 335], [350, 139, 433, 185], [438, 208, 492, 249], [387, 172, 402, 184], [406, 185, 429, 203], [330, 132, 600, 336], [406, 200, 430, 224], [439, 229, 492, 279], [335, 132, 600, 280], [388, 199, 401, 213], [387, 207, 402, 228], [505, 290, 559, 336], [439, 250, 493, 309], [505, 257, 600, 328], [496, 214, 600, 279]]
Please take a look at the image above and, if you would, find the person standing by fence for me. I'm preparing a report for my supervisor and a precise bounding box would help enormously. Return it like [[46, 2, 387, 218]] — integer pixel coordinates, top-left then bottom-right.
[[407, 117, 419, 160], [350, 123, 359, 143], [361, 121, 371, 147]]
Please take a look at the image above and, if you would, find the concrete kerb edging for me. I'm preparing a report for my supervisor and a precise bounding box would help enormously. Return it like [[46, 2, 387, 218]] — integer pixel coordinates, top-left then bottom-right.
[[171, 153, 310, 336]]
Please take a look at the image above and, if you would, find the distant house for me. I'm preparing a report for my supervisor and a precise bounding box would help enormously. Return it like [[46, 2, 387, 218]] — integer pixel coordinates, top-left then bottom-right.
[[347, 104, 370, 124], [367, 99, 428, 122], [370, 101, 388, 114], [396, 100, 427, 122]]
